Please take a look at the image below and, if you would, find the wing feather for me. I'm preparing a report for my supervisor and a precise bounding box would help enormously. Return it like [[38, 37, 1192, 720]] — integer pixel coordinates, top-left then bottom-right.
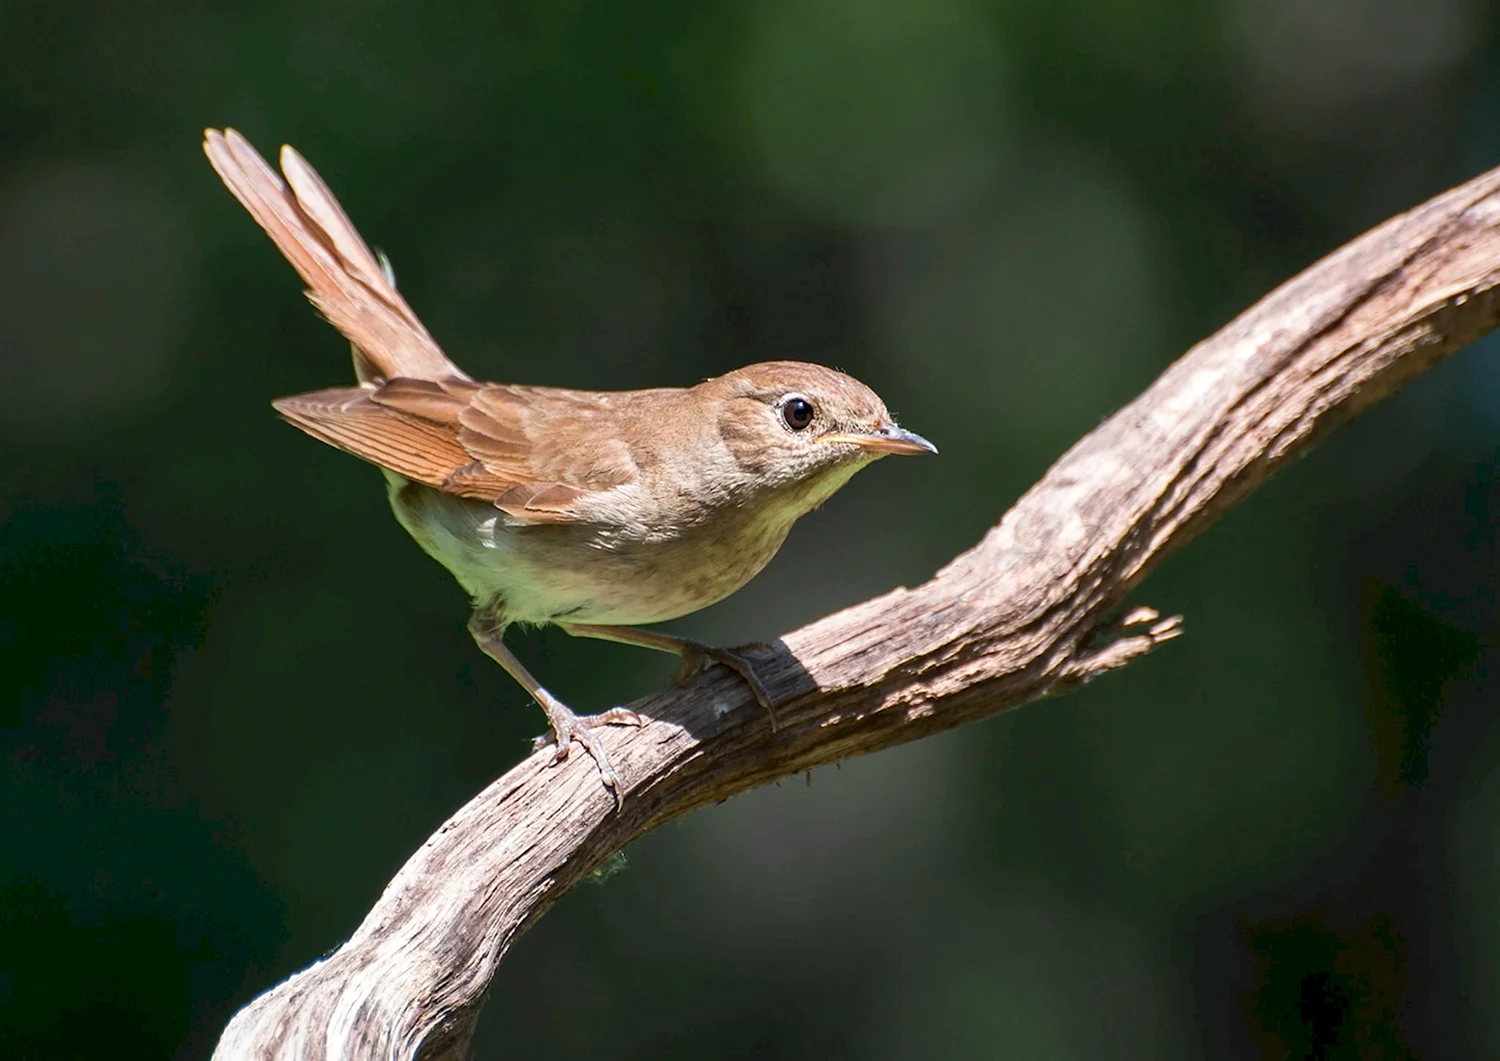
[[272, 378, 646, 521], [272, 389, 477, 489]]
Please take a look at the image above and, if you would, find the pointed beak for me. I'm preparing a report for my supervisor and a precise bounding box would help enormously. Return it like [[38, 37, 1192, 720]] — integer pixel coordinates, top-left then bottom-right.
[[819, 422, 938, 456]]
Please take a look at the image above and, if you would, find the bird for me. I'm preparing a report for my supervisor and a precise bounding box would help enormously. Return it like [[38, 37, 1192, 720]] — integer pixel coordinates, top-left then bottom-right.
[[202, 128, 936, 801]]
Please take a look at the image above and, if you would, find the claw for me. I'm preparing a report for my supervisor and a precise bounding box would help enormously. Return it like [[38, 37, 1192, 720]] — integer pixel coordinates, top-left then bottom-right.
[[467, 611, 646, 805], [673, 641, 779, 730], [553, 623, 782, 731], [533, 698, 643, 808]]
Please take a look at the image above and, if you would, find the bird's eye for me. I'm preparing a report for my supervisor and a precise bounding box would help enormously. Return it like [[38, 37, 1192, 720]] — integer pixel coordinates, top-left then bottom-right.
[[781, 396, 815, 431]]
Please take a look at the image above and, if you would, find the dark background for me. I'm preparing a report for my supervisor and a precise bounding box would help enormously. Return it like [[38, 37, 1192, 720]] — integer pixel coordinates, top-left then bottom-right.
[[4, 1, 1500, 1057]]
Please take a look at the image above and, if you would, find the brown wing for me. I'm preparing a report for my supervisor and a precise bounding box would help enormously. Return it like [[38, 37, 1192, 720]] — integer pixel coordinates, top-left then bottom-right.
[[273, 377, 644, 523], [271, 386, 474, 488], [203, 128, 463, 385]]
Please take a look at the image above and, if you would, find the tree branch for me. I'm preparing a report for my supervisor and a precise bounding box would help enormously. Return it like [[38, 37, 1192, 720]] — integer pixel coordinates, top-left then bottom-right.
[[213, 164, 1500, 1060]]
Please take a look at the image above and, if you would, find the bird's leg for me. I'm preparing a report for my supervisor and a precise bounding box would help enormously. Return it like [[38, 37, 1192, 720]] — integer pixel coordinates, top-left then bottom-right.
[[467, 612, 641, 804], [556, 622, 778, 729]]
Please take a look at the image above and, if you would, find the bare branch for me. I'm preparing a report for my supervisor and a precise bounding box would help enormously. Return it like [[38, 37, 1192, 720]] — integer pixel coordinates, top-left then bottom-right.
[[213, 165, 1500, 1060]]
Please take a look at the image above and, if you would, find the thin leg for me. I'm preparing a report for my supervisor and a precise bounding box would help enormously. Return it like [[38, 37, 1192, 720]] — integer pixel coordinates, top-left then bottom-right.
[[556, 622, 778, 729], [468, 612, 641, 804]]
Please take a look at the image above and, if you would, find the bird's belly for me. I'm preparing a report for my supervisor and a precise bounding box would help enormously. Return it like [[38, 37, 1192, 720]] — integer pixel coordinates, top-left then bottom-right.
[[387, 479, 790, 626], [505, 527, 786, 625]]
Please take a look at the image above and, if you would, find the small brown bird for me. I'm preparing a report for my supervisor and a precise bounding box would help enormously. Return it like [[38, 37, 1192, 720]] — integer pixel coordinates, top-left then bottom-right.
[[203, 129, 935, 799]]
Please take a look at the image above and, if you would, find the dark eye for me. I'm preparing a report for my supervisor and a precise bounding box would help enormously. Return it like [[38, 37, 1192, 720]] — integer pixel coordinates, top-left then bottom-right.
[[781, 396, 815, 431]]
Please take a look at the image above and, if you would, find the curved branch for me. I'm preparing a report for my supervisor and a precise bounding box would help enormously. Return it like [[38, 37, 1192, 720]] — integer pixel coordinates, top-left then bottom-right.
[[213, 164, 1500, 1060]]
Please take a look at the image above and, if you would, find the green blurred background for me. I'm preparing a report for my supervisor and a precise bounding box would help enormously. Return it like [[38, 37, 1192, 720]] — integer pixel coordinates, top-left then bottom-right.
[[4, 0, 1500, 1057]]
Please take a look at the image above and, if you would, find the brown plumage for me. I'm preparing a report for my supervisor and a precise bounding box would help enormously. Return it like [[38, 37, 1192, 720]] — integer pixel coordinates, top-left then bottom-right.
[[203, 128, 936, 798]]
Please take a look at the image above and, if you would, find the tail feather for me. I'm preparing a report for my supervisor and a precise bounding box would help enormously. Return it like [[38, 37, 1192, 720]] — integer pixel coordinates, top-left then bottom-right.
[[203, 128, 466, 385]]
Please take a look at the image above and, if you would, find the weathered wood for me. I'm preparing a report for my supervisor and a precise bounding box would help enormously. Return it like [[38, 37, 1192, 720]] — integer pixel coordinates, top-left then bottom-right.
[[214, 164, 1500, 1060]]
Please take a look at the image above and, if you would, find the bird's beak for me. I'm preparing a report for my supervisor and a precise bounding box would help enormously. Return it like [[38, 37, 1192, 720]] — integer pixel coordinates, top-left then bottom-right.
[[820, 423, 938, 456]]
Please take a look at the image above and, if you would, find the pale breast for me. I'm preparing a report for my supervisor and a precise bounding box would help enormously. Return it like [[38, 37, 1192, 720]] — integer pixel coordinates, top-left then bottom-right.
[[385, 476, 798, 627]]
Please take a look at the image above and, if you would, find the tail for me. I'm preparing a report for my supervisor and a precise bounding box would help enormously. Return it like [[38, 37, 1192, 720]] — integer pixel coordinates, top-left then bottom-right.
[[203, 128, 467, 385]]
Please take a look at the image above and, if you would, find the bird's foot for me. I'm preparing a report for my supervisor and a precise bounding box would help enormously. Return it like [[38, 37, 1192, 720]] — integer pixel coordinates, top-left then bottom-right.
[[672, 641, 779, 729], [531, 696, 643, 807]]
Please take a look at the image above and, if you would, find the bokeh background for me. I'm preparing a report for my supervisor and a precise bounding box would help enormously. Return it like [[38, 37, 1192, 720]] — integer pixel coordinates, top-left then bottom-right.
[[4, 1, 1500, 1057]]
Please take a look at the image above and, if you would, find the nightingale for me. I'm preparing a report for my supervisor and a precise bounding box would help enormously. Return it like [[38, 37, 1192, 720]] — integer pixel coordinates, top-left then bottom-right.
[[203, 128, 936, 800]]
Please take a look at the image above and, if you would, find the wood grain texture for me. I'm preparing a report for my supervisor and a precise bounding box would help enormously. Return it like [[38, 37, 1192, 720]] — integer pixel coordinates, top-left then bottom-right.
[[213, 164, 1500, 1060]]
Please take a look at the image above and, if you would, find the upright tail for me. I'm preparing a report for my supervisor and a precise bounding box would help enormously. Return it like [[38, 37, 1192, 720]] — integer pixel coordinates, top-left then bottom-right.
[[203, 128, 467, 385]]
